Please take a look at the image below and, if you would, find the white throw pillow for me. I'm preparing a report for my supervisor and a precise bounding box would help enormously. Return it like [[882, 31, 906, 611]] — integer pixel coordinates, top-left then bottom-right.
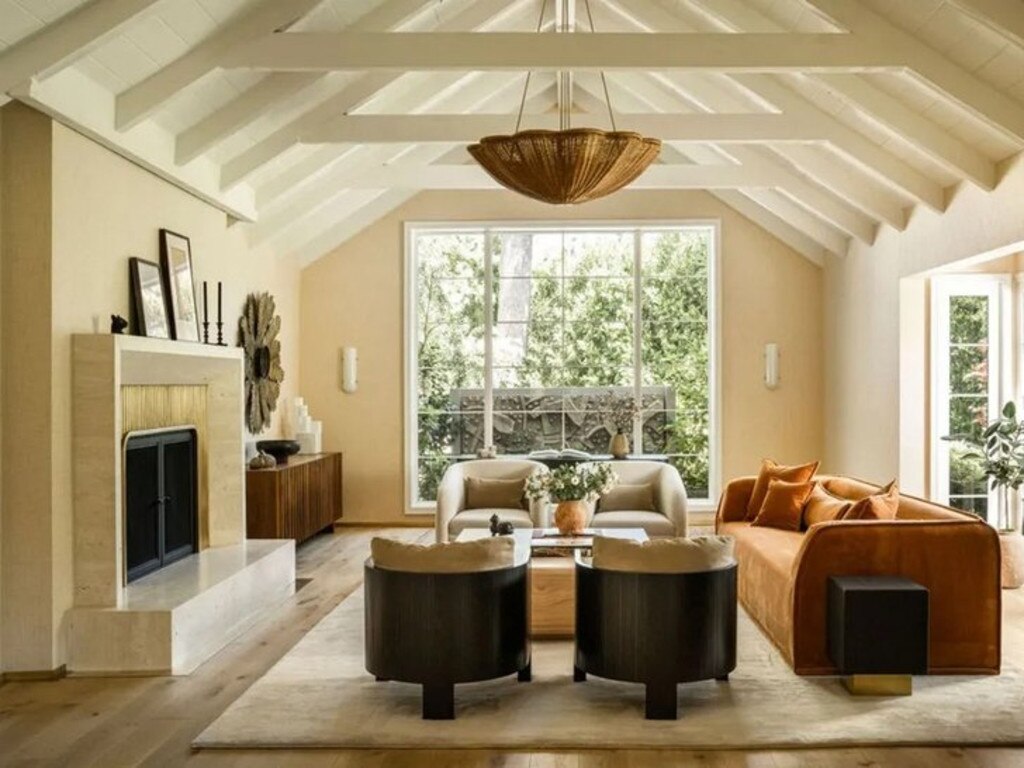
[[591, 535, 735, 574], [370, 536, 515, 573]]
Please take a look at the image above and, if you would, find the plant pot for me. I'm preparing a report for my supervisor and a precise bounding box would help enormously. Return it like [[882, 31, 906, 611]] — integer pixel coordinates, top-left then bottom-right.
[[1000, 533, 1024, 589], [554, 500, 589, 536], [609, 429, 629, 459]]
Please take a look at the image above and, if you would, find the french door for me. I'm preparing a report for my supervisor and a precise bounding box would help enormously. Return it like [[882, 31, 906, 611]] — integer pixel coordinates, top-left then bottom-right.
[[930, 275, 1011, 523]]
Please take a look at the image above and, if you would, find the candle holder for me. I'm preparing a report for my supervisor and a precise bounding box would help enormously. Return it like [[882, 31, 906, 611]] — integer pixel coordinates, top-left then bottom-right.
[[202, 280, 211, 344], [215, 280, 227, 346]]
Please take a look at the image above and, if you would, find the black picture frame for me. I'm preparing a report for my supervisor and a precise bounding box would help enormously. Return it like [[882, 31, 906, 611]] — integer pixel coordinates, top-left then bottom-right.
[[129, 257, 171, 339], [159, 228, 200, 342]]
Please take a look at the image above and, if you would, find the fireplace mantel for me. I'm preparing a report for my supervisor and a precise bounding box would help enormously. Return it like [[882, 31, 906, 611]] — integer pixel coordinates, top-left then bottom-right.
[[68, 334, 295, 674]]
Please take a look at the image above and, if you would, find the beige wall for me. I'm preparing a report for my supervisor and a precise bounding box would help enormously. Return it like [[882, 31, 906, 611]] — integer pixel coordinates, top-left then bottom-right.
[[824, 154, 1024, 485], [301, 189, 824, 523], [0, 105, 300, 672]]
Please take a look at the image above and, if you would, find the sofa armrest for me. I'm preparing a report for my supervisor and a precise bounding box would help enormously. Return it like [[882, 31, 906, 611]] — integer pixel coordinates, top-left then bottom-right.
[[715, 476, 757, 530], [435, 464, 467, 543], [655, 465, 688, 536], [790, 519, 1001, 675]]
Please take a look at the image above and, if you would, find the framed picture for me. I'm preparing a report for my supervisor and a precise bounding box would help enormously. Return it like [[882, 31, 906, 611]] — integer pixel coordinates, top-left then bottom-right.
[[159, 229, 200, 342], [129, 257, 171, 339]]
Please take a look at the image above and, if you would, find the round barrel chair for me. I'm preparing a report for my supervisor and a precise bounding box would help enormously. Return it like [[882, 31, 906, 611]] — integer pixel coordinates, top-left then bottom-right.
[[574, 537, 737, 720], [364, 536, 531, 719]]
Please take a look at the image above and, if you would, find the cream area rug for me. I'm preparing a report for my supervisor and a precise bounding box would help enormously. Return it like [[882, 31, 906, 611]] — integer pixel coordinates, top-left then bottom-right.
[[195, 589, 1024, 750]]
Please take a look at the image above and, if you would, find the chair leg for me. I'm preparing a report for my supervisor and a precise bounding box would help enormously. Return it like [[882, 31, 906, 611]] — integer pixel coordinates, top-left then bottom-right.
[[422, 682, 454, 720], [518, 661, 532, 682], [573, 665, 586, 682], [716, 674, 729, 682], [375, 675, 388, 682], [645, 681, 677, 720]]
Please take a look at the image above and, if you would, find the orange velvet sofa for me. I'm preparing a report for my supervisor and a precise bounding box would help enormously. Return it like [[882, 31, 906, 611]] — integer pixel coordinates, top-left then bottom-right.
[[716, 474, 1001, 676]]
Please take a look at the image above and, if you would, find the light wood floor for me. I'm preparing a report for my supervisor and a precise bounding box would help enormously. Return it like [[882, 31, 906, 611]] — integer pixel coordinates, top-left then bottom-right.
[[0, 526, 1021, 768]]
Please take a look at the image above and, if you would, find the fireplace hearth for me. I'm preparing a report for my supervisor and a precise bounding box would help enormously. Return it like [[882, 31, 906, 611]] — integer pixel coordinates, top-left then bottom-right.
[[125, 428, 198, 582]]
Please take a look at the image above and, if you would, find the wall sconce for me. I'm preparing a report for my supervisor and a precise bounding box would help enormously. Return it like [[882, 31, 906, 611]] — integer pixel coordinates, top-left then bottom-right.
[[764, 343, 780, 390], [341, 347, 358, 393]]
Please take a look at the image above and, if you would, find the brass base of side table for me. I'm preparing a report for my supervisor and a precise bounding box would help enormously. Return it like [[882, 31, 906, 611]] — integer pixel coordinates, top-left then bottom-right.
[[843, 674, 912, 696]]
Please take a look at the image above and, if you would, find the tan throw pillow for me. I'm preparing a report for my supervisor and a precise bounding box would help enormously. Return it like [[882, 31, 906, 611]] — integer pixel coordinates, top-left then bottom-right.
[[591, 535, 735, 574], [844, 480, 900, 521], [802, 482, 852, 528], [465, 477, 527, 511], [597, 483, 657, 513], [370, 536, 515, 573], [746, 458, 819, 520], [751, 478, 814, 531]]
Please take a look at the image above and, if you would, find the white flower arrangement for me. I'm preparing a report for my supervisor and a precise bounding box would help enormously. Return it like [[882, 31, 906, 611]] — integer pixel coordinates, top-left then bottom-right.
[[525, 463, 618, 503]]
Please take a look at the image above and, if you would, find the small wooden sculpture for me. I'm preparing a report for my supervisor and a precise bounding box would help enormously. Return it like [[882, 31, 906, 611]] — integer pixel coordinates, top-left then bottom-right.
[[111, 314, 128, 334], [489, 514, 515, 536]]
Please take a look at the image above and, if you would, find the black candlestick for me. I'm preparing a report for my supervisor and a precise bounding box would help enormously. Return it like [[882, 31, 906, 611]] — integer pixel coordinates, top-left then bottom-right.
[[202, 281, 210, 344], [216, 281, 226, 346]]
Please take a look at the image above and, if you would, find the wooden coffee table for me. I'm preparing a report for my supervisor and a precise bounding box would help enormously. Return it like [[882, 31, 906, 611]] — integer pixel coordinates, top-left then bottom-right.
[[456, 528, 648, 638]]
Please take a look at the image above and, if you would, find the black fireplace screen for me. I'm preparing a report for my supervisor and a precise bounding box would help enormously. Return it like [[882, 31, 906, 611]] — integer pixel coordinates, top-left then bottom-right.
[[124, 428, 198, 583]]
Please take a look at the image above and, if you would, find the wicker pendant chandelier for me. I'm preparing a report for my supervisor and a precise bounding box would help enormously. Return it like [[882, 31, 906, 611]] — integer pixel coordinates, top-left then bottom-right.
[[468, 0, 660, 205]]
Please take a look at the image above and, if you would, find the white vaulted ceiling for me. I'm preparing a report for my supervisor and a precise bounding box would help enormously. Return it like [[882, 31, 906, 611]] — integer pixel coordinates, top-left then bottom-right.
[[1, 0, 1023, 266]]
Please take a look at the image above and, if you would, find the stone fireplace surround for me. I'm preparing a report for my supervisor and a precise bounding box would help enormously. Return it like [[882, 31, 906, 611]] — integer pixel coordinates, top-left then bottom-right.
[[67, 335, 294, 674]]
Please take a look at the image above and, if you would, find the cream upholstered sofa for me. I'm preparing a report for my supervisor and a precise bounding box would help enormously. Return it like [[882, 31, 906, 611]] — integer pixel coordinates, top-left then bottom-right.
[[435, 459, 548, 542], [592, 461, 688, 536]]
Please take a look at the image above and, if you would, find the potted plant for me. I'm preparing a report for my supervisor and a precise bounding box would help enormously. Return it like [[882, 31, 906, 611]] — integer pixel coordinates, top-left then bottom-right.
[[946, 400, 1024, 588], [526, 463, 617, 535]]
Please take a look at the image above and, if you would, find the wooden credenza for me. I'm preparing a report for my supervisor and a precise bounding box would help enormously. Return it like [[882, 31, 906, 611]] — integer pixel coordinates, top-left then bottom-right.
[[246, 453, 343, 542]]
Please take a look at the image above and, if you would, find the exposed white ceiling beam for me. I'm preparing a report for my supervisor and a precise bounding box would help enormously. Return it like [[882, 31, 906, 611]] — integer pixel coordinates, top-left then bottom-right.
[[253, 72, 529, 236], [712, 190, 827, 265], [598, 0, 946, 213], [714, 144, 876, 243], [682, 0, 999, 189], [725, 74, 947, 211], [287, 189, 417, 268], [18, 67, 255, 220], [115, 0, 324, 131], [175, 72, 322, 165], [0, 0, 164, 95], [574, 77, 854, 256], [813, 74, 998, 189], [220, 0, 530, 190], [222, 31, 902, 72], [802, 0, 1024, 143], [173, 0, 440, 165], [299, 112, 824, 144], [310, 162, 787, 190], [947, 0, 1024, 48], [598, 73, 878, 244], [772, 144, 908, 231], [742, 189, 850, 255]]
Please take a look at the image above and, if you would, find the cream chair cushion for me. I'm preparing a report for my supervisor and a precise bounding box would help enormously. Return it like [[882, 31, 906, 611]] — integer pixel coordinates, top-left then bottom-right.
[[465, 476, 528, 510], [371, 536, 515, 573], [592, 535, 735, 573], [597, 483, 657, 513]]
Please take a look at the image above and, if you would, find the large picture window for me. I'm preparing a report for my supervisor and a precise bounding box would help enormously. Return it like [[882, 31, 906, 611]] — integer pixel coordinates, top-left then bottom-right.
[[406, 223, 719, 508]]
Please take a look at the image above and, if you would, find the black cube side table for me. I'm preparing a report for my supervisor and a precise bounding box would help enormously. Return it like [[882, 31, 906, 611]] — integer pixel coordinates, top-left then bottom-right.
[[827, 576, 929, 696]]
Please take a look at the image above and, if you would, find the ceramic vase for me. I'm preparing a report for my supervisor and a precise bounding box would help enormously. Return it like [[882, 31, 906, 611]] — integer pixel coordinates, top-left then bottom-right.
[[609, 429, 630, 459], [554, 499, 588, 536]]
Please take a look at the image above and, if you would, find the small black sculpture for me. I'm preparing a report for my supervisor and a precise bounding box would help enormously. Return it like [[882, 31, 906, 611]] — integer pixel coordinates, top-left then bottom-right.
[[489, 514, 515, 536], [111, 314, 128, 334]]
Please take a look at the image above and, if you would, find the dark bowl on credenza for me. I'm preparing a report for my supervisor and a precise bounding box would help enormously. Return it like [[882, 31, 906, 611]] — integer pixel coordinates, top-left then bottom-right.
[[256, 439, 301, 464]]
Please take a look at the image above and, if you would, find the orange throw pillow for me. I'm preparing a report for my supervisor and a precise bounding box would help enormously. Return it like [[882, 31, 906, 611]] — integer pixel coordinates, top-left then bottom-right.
[[751, 478, 814, 531], [746, 458, 820, 520], [844, 480, 900, 521], [802, 482, 851, 528]]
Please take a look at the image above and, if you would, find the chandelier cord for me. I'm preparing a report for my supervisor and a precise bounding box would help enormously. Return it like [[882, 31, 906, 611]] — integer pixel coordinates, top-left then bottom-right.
[[514, 0, 549, 134], [582, 0, 618, 132]]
